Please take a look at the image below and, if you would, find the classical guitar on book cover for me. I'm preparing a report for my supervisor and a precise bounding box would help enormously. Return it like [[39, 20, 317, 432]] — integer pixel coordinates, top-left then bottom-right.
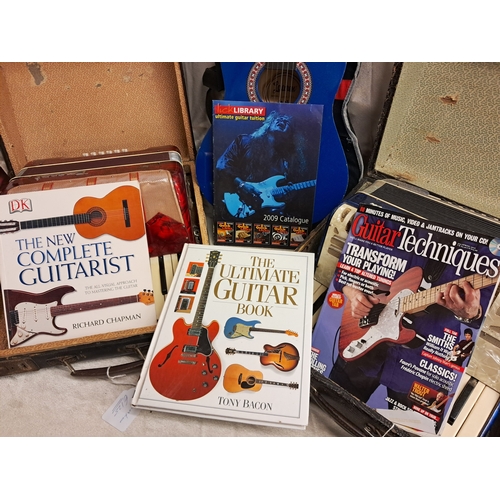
[[0, 185, 145, 241]]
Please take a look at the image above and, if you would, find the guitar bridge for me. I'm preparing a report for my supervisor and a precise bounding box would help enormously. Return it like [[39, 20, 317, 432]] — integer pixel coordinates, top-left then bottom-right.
[[122, 200, 131, 227]]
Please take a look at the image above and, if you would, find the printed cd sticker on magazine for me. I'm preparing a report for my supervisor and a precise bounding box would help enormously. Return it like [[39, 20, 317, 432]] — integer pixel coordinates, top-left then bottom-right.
[[312, 205, 500, 435], [212, 100, 323, 248]]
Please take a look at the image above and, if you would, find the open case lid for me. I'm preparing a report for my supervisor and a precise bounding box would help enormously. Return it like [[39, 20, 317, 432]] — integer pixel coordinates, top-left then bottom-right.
[[372, 62, 500, 220], [0, 62, 196, 175]]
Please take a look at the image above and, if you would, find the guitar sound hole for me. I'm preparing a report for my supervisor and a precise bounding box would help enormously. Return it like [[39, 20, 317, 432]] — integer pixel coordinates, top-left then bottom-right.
[[257, 68, 301, 103], [87, 207, 106, 227]]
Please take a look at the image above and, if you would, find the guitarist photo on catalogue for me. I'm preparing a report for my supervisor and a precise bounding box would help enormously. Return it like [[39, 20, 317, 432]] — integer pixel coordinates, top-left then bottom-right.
[[329, 257, 486, 417], [215, 110, 315, 220]]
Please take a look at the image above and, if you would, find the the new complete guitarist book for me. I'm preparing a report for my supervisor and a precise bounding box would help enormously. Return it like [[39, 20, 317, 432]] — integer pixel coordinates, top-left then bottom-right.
[[212, 100, 323, 248], [132, 243, 314, 429], [0, 180, 157, 348], [312, 205, 500, 436]]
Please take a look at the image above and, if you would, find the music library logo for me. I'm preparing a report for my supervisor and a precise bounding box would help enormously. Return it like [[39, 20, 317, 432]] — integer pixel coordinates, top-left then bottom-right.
[[214, 103, 266, 117]]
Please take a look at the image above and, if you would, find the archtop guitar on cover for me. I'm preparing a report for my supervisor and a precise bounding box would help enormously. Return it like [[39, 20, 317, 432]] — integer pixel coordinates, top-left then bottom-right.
[[223, 316, 298, 339], [4, 286, 154, 346], [0, 185, 145, 241], [223, 363, 299, 393], [339, 267, 497, 361], [225, 343, 300, 372], [148, 250, 222, 401], [196, 62, 348, 223]]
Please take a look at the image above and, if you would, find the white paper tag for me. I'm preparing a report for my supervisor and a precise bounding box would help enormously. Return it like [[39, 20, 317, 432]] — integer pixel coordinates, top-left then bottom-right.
[[102, 388, 141, 432]]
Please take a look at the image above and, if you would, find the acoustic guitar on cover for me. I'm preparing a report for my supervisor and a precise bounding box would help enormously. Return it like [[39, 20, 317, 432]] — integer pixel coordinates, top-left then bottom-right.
[[339, 267, 497, 361], [0, 185, 145, 241], [223, 363, 299, 393], [4, 286, 154, 347], [148, 250, 222, 401], [225, 342, 300, 372]]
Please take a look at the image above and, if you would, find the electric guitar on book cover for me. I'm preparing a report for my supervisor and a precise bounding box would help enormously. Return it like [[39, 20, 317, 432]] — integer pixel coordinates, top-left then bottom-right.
[[225, 343, 300, 372], [148, 250, 222, 401], [223, 316, 298, 339], [339, 267, 497, 361], [4, 286, 154, 346], [195, 62, 349, 223]]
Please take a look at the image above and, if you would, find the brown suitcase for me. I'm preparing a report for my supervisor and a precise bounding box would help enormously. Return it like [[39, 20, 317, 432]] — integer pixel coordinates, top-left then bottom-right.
[[0, 62, 208, 377]]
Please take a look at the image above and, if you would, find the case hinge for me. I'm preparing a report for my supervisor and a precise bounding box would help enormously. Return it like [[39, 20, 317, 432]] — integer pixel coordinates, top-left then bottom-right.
[[0, 357, 39, 376]]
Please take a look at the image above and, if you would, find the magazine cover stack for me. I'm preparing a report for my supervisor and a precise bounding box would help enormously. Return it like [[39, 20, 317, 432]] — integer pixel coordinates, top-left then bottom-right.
[[312, 205, 500, 435]]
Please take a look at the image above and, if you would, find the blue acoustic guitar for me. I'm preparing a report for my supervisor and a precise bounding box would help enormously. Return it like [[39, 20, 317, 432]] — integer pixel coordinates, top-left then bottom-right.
[[195, 62, 349, 223]]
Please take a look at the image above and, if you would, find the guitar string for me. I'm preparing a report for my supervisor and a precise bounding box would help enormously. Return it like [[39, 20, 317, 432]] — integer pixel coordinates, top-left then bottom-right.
[[19, 209, 146, 229]]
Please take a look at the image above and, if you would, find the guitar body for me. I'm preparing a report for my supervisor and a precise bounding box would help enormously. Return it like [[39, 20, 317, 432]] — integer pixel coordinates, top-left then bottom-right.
[[224, 317, 260, 339], [196, 62, 348, 223], [339, 267, 424, 361], [72, 185, 145, 241], [223, 364, 262, 393], [149, 317, 221, 400], [261, 343, 300, 372], [4, 285, 75, 344], [4, 286, 154, 347]]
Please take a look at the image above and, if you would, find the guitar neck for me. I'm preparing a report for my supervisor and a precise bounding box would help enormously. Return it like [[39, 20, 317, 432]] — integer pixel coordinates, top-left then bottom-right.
[[191, 251, 221, 331], [255, 378, 295, 388], [52, 294, 140, 317], [271, 180, 316, 197], [250, 327, 290, 334], [402, 273, 498, 314], [192, 267, 215, 329], [232, 349, 265, 357], [20, 214, 90, 231]]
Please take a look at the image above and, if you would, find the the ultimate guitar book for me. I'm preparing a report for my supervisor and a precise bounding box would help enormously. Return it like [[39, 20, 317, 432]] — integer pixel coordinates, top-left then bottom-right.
[[132, 243, 314, 429], [213, 100, 323, 249], [311, 205, 500, 436], [0, 181, 157, 348]]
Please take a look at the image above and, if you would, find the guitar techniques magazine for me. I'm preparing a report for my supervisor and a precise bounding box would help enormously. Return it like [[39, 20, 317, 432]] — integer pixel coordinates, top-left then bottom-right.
[[312, 205, 500, 436], [212, 100, 323, 249], [0, 181, 156, 348], [132, 243, 314, 429]]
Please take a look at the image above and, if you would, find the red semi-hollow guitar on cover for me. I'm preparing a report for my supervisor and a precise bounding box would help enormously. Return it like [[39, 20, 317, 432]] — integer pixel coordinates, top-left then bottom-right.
[[148, 250, 222, 401]]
